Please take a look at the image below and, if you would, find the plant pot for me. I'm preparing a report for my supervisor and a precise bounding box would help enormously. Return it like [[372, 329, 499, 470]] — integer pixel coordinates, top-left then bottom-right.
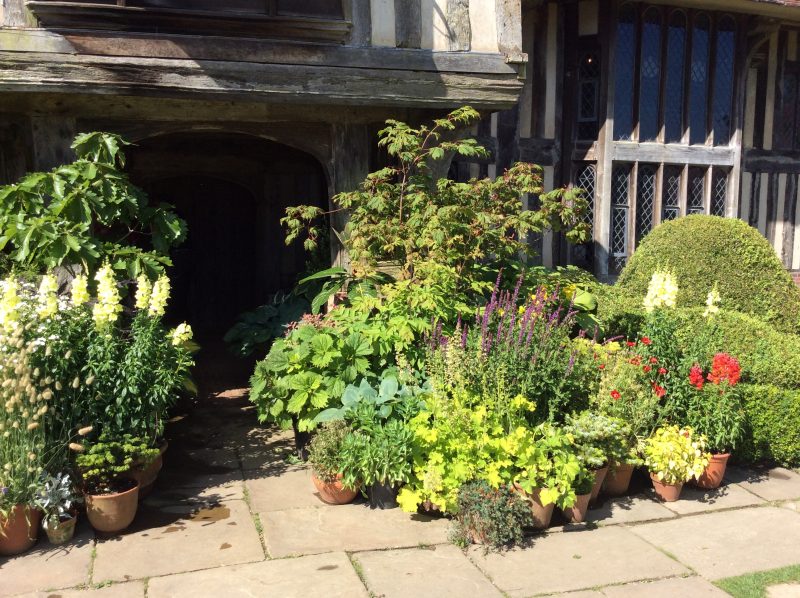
[[695, 453, 730, 490], [562, 493, 591, 524], [590, 465, 609, 503], [0, 505, 41, 556], [85, 479, 140, 533], [650, 473, 683, 502], [368, 481, 398, 510], [130, 441, 168, 500], [43, 514, 78, 545], [513, 484, 554, 529], [312, 473, 358, 505], [604, 462, 635, 497]]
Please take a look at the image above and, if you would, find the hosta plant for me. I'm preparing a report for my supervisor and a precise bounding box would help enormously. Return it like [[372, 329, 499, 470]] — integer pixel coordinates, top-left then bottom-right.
[[644, 426, 710, 486], [314, 375, 428, 426]]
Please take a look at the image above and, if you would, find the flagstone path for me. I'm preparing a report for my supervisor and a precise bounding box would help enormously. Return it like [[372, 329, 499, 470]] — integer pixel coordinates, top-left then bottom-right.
[[4, 354, 800, 597]]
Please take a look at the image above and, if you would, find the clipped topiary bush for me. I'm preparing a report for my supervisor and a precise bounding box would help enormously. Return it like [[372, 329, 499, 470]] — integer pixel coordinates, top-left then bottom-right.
[[617, 215, 800, 333], [595, 284, 646, 340], [738, 384, 800, 466]]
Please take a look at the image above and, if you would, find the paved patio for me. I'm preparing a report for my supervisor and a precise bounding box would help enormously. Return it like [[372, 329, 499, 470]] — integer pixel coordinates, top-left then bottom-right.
[[4, 358, 800, 598]]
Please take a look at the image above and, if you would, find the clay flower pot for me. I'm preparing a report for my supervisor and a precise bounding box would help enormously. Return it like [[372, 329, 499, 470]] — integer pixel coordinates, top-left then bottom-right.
[[604, 462, 635, 497], [85, 479, 140, 533], [562, 493, 591, 524], [590, 465, 609, 503], [130, 441, 168, 500], [695, 453, 730, 490], [0, 505, 41, 556], [513, 484, 554, 529], [43, 513, 78, 545], [312, 473, 358, 505], [650, 473, 683, 502]]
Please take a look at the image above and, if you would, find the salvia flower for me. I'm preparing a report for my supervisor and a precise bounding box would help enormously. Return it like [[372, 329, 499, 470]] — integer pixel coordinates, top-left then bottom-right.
[[643, 270, 678, 313], [92, 263, 122, 329], [134, 274, 152, 310], [36, 274, 59, 319], [149, 275, 171, 317]]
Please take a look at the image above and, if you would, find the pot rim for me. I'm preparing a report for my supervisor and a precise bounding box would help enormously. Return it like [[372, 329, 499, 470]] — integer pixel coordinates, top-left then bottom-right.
[[85, 478, 140, 500]]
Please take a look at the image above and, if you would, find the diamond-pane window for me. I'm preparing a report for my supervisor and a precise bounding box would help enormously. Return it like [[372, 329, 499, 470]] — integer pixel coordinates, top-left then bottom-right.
[[711, 169, 728, 216], [637, 165, 657, 238], [639, 10, 663, 141], [575, 163, 596, 226], [662, 166, 682, 221], [665, 12, 687, 143], [712, 17, 736, 145], [689, 167, 707, 214], [690, 14, 710, 145], [578, 52, 601, 140], [614, 6, 636, 141], [611, 165, 632, 272]]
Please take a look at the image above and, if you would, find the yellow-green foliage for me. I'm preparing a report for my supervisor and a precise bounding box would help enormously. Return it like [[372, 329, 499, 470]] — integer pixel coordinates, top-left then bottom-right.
[[617, 215, 800, 333], [738, 384, 800, 466], [644, 426, 710, 485]]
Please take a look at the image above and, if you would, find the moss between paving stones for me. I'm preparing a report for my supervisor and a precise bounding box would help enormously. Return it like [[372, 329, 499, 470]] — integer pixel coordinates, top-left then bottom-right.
[[715, 564, 800, 598]]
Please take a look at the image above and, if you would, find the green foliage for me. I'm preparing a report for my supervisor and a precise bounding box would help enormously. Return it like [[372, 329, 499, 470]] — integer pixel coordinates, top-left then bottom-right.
[[682, 383, 746, 454], [564, 411, 631, 470], [315, 375, 428, 426], [617, 215, 800, 333], [307, 421, 351, 484], [339, 420, 414, 488], [224, 291, 310, 358], [75, 435, 158, 494], [738, 384, 800, 466], [0, 132, 186, 278], [644, 426, 709, 485], [715, 564, 800, 598], [449, 480, 532, 550], [34, 472, 82, 524], [595, 284, 646, 340]]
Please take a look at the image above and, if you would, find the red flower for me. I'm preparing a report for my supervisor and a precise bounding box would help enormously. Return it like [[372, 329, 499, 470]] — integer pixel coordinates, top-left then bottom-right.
[[652, 384, 666, 398], [649, 357, 658, 364], [643, 365, 652, 373], [598, 363, 606, 370], [689, 364, 704, 389], [611, 390, 621, 400], [658, 367, 667, 375], [708, 353, 741, 386], [641, 336, 652, 346], [629, 357, 642, 366], [626, 341, 636, 347]]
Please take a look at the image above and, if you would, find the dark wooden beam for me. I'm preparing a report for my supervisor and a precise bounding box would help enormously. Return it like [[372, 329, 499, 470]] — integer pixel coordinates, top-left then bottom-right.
[[744, 148, 800, 173], [394, 0, 421, 49], [518, 136, 558, 166]]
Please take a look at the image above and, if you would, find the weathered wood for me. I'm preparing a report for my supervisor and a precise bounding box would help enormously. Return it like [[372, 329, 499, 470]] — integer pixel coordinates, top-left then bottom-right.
[[394, 0, 421, 49], [30, 115, 76, 171], [496, 105, 520, 171], [446, 0, 471, 52], [0, 51, 524, 110], [331, 123, 370, 267], [518, 136, 558, 166], [0, 29, 519, 76], [495, 0, 523, 60], [744, 148, 800, 173], [347, 0, 372, 46], [612, 142, 736, 167], [2, 0, 35, 27]]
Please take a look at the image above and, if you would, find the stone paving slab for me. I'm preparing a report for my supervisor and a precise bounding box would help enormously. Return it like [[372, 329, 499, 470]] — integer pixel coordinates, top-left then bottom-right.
[[239, 428, 297, 472], [354, 545, 503, 598], [782, 500, 800, 513], [156, 469, 244, 492], [599, 576, 728, 597], [147, 552, 368, 598], [727, 467, 800, 501], [587, 494, 676, 525], [468, 526, 688, 597], [261, 504, 450, 558], [661, 483, 765, 515], [629, 506, 800, 580], [245, 467, 327, 512], [92, 499, 264, 583], [2, 526, 94, 597], [768, 583, 800, 597], [16, 582, 145, 598], [144, 477, 245, 505]]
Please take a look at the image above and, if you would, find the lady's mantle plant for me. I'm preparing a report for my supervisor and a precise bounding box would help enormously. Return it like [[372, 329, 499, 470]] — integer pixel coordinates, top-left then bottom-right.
[[644, 426, 710, 486]]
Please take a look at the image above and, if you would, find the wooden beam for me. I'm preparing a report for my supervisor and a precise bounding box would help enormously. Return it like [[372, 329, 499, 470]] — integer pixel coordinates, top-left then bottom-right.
[[395, 0, 421, 49], [446, 0, 471, 52], [744, 149, 800, 173], [612, 142, 736, 166], [518, 137, 558, 166]]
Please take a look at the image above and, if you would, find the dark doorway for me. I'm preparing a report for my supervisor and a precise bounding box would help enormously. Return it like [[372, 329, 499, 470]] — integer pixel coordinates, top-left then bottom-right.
[[128, 132, 328, 341]]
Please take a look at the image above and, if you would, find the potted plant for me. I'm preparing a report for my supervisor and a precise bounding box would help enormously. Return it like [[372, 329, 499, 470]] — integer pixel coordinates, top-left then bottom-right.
[[450, 480, 532, 550], [34, 473, 82, 545], [339, 420, 413, 509], [565, 411, 631, 503], [644, 426, 710, 502], [76, 435, 159, 533], [307, 421, 359, 505], [561, 466, 594, 524], [684, 354, 745, 489], [509, 424, 582, 529]]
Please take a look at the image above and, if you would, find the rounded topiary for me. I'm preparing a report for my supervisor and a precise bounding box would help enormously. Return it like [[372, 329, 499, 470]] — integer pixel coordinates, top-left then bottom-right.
[[617, 215, 800, 333]]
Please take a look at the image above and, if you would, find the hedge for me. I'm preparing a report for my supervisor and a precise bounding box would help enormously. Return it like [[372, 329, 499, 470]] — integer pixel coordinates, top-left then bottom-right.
[[738, 384, 800, 466], [616, 215, 800, 334]]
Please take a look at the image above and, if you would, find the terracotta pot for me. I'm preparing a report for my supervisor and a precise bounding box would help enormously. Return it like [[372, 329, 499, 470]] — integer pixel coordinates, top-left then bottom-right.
[[0, 505, 41, 556], [590, 465, 609, 503], [85, 479, 140, 533], [312, 473, 358, 505], [695, 453, 730, 490], [130, 441, 168, 500], [604, 462, 635, 497], [43, 514, 77, 545], [513, 484, 555, 529], [562, 493, 591, 524], [650, 473, 683, 502]]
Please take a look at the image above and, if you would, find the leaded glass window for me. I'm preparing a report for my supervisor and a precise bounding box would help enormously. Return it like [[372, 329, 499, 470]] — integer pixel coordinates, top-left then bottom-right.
[[576, 163, 597, 226], [636, 164, 658, 238], [614, 5, 636, 141], [711, 168, 728, 216], [639, 10, 663, 141], [712, 17, 736, 145], [665, 12, 687, 143], [611, 165, 632, 272], [689, 14, 711, 145], [689, 167, 707, 214], [578, 52, 601, 140], [662, 166, 682, 221]]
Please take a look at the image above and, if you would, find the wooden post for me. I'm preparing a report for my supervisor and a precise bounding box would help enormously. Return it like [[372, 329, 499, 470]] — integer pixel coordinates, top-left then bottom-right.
[[30, 116, 76, 171]]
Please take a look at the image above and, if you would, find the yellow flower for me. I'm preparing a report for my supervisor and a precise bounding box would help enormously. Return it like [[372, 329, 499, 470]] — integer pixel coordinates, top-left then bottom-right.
[[134, 274, 152, 310], [0, 278, 21, 332], [92, 264, 122, 329], [643, 270, 678, 313], [703, 285, 721, 318], [170, 322, 193, 346], [71, 274, 89, 307], [149, 275, 171, 317], [36, 274, 59, 319]]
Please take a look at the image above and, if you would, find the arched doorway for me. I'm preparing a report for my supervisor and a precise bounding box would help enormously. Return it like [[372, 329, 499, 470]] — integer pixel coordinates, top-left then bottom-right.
[[128, 132, 328, 341]]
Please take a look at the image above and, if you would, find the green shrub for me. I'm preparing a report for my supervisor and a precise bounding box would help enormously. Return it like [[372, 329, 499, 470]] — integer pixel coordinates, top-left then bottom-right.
[[595, 284, 645, 339], [738, 384, 800, 466], [449, 480, 532, 550], [617, 215, 800, 333]]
